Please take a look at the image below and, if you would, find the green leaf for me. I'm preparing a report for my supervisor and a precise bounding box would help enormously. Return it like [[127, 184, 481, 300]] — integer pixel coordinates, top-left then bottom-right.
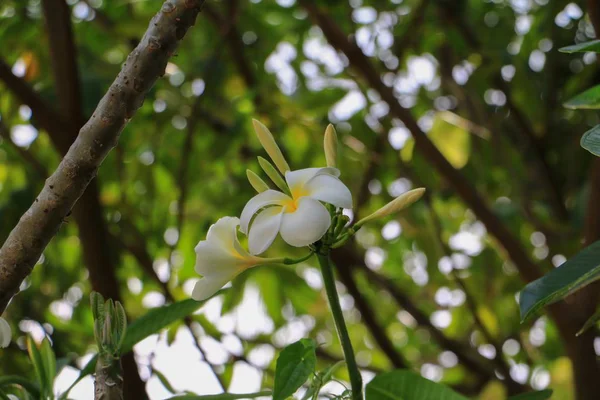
[[0, 375, 41, 398], [90, 291, 105, 323], [520, 240, 600, 322], [577, 305, 600, 336], [154, 369, 178, 394], [272, 339, 317, 400], [365, 370, 467, 400], [301, 361, 345, 400], [122, 294, 220, 353], [581, 125, 600, 157], [39, 338, 56, 387], [164, 392, 271, 400], [564, 85, 600, 109], [427, 113, 470, 169], [559, 40, 600, 53], [26, 337, 49, 395], [114, 301, 128, 351], [508, 389, 553, 400]]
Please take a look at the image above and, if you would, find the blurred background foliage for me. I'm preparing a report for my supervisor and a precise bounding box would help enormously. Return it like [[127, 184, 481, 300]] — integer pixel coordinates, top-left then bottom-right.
[[1, 0, 599, 399]]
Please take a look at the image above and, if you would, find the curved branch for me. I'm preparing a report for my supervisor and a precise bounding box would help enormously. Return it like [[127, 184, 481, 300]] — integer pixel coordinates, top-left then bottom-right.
[[0, 0, 206, 314]]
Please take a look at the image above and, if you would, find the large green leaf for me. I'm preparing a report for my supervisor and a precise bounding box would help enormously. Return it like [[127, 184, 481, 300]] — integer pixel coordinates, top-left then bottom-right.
[[26, 337, 50, 397], [122, 293, 222, 353], [508, 389, 553, 400], [272, 339, 317, 400], [365, 370, 467, 400], [581, 125, 600, 157], [559, 40, 600, 53], [564, 85, 600, 109], [165, 392, 271, 400], [520, 240, 600, 322]]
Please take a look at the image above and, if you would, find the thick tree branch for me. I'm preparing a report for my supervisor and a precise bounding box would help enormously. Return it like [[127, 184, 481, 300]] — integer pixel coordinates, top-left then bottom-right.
[[0, 0, 206, 314]]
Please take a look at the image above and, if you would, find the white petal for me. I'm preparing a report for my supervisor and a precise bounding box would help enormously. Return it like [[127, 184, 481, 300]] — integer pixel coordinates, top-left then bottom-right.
[[240, 190, 290, 234], [285, 167, 340, 194], [192, 275, 234, 301], [280, 197, 331, 247], [195, 239, 244, 276], [0, 317, 11, 348], [248, 207, 284, 255], [195, 216, 240, 250], [305, 174, 353, 209]]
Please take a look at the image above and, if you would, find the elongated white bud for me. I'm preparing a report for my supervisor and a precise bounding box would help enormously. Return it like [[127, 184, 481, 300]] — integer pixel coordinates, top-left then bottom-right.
[[355, 188, 426, 227], [0, 317, 11, 348], [252, 119, 290, 174], [246, 170, 269, 193], [324, 124, 337, 168]]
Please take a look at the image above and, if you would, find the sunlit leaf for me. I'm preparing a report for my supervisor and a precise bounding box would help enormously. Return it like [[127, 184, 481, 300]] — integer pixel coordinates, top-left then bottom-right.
[[273, 339, 317, 400], [122, 294, 222, 352], [365, 370, 468, 400], [520, 240, 600, 322], [559, 40, 600, 53], [427, 115, 470, 169], [581, 125, 600, 157], [564, 86, 600, 109]]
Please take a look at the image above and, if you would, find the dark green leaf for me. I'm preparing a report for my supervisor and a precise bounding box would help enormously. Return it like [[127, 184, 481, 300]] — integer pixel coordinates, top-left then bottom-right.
[[520, 240, 600, 322], [365, 370, 467, 400], [559, 40, 600, 53], [0, 376, 41, 398], [564, 85, 600, 109], [581, 125, 600, 157], [154, 369, 178, 394], [26, 337, 49, 395], [508, 389, 553, 400], [577, 305, 600, 336], [39, 338, 56, 387], [273, 339, 317, 400]]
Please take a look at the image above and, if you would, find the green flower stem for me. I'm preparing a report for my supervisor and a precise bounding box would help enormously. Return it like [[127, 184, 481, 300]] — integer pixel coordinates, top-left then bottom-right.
[[284, 252, 314, 265], [316, 252, 363, 400]]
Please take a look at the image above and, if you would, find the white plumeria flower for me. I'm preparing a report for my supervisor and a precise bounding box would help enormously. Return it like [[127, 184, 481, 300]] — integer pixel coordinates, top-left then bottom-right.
[[240, 167, 352, 255], [193, 216, 280, 301], [0, 317, 11, 348]]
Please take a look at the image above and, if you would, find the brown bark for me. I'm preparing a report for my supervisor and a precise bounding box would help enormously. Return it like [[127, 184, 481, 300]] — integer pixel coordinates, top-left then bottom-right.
[[0, 0, 205, 314]]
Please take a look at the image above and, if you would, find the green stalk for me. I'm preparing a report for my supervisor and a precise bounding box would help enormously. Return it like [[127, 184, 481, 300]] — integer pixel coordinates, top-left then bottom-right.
[[316, 252, 363, 400]]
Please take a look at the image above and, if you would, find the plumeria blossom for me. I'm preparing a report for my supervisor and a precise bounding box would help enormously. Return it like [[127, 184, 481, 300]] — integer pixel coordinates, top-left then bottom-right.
[[240, 167, 352, 255], [192, 217, 281, 301], [0, 317, 11, 348]]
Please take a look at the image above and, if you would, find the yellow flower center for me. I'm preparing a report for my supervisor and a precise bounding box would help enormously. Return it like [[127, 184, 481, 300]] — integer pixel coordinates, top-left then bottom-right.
[[284, 186, 309, 213]]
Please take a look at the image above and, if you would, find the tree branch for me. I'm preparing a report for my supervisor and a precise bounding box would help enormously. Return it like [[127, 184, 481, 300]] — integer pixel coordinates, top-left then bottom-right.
[[299, 1, 543, 284], [0, 0, 206, 314]]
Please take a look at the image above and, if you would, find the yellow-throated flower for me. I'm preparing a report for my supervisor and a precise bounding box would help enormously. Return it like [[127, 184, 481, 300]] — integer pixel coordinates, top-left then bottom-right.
[[193, 217, 281, 301], [240, 167, 352, 255]]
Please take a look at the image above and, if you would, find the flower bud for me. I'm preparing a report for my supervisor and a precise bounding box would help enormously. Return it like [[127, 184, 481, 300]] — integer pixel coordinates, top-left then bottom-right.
[[258, 157, 290, 195], [246, 169, 269, 193], [252, 119, 290, 174], [355, 188, 425, 227], [324, 124, 337, 168]]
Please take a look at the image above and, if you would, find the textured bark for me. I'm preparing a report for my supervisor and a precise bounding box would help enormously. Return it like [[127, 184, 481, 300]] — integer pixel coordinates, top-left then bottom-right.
[[0, 0, 206, 314], [94, 354, 124, 400], [39, 2, 146, 395]]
